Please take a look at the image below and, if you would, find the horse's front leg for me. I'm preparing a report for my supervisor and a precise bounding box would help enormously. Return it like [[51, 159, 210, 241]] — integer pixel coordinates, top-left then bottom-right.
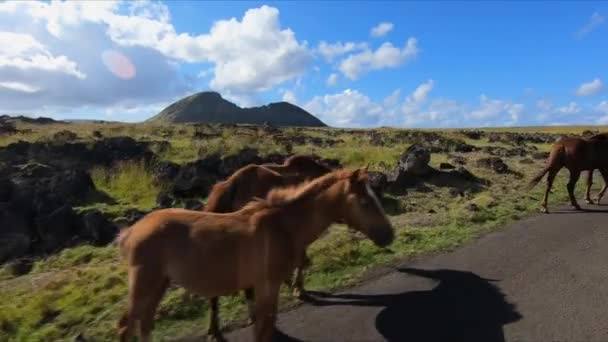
[[253, 283, 280, 342], [291, 252, 311, 298]]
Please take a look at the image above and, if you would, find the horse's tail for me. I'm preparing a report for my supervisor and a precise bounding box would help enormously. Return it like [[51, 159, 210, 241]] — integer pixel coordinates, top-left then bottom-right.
[[114, 226, 132, 259], [528, 145, 564, 189], [204, 179, 237, 213]]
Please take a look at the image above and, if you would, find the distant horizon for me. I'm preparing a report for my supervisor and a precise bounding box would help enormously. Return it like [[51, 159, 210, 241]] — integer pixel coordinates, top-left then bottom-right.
[[4, 110, 608, 131], [1, 1, 607, 127]]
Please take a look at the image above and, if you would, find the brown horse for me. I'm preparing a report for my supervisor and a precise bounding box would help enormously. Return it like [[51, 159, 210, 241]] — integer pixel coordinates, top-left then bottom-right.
[[203, 154, 332, 339], [204, 154, 333, 213], [116, 168, 394, 342], [583, 133, 608, 205], [528, 133, 608, 213]]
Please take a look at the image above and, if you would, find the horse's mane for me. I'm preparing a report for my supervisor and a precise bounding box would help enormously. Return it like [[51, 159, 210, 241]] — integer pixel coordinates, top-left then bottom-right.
[[265, 168, 353, 206], [205, 164, 281, 212], [238, 196, 270, 213]]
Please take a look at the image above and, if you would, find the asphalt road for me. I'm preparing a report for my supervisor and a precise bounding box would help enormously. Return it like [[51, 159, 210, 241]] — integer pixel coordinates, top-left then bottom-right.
[[220, 204, 608, 342]]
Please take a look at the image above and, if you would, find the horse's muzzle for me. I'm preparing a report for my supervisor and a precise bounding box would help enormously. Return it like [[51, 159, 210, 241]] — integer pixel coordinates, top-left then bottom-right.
[[372, 227, 395, 247]]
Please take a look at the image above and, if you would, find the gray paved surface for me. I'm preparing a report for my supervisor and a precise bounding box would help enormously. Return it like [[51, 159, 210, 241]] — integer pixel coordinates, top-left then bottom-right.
[[221, 204, 608, 342]]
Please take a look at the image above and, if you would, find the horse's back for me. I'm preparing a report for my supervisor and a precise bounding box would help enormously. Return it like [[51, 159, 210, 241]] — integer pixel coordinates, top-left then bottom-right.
[[555, 136, 608, 170]]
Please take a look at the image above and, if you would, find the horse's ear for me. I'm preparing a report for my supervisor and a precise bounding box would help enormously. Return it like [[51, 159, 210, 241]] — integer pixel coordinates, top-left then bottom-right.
[[350, 168, 361, 182]]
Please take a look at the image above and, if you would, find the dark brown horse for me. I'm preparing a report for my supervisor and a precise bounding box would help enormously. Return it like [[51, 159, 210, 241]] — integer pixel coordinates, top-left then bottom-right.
[[583, 133, 608, 205], [203, 154, 332, 339], [529, 132, 608, 213], [116, 168, 394, 342]]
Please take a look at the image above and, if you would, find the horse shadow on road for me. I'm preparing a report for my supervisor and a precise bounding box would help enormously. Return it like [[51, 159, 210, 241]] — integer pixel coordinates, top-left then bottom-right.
[[299, 268, 522, 342]]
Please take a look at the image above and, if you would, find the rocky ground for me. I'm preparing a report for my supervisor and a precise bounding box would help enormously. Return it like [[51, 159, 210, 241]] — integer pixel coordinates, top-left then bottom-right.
[[0, 118, 603, 340]]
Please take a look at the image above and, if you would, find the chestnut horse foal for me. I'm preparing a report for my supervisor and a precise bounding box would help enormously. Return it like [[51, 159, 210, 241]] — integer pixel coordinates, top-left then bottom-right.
[[203, 154, 332, 339], [117, 168, 394, 342]]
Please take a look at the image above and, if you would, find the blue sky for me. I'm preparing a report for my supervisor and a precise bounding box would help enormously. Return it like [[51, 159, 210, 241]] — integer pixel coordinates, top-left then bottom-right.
[[0, 1, 607, 128]]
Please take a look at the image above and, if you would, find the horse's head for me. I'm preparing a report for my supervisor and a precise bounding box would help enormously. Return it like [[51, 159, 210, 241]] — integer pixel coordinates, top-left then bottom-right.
[[285, 154, 333, 180], [341, 167, 395, 247]]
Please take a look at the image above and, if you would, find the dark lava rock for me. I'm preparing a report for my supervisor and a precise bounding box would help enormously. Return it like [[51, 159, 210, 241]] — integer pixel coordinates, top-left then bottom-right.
[[532, 151, 550, 160], [34, 205, 82, 253], [399, 144, 432, 176], [156, 192, 175, 208], [465, 203, 480, 212], [52, 130, 78, 142], [81, 210, 118, 245], [0, 204, 32, 263], [368, 171, 388, 197], [476, 157, 510, 174], [439, 162, 456, 170]]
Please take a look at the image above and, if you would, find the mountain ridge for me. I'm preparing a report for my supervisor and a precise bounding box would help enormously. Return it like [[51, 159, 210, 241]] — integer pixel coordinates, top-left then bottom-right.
[[147, 91, 326, 127]]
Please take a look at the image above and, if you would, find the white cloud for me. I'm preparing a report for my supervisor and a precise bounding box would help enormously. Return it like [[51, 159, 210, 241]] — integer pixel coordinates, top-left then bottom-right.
[[197, 68, 213, 78], [302, 82, 538, 128], [383, 89, 401, 107], [339, 38, 418, 80], [0, 81, 39, 93], [411, 79, 434, 103], [0, 2, 194, 117], [370, 22, 394, 38], [1, 2, 311, 107], [402, 79, 434, 115], [536, 99, 553, 112], [576, 78, 603, 97], [596, 101, 608, 124], [282, 89, 297, 104], [556, 101, 581, 114], [317, 41, 367, 62], [0, 31, 85, 79], [598, 116, 608, 125], [597, 100, 608, 114], [575, 12, 605, 38], [468, 94, 524, 125], [326, 73, 338, 86], [304, 89, 383, 127]]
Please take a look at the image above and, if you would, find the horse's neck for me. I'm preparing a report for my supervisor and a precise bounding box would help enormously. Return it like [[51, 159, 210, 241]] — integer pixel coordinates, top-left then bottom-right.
[[280, 185, 342, 251]]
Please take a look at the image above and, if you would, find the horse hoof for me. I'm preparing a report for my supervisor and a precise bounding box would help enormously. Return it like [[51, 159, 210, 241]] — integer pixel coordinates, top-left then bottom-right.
[[292, 287, 303, 298], [594, 198, 602, 205], [585, 199, 594, 205], [207, 334, 226, 342], [572, 205, 582, 211], [540, 207, 548, 213]]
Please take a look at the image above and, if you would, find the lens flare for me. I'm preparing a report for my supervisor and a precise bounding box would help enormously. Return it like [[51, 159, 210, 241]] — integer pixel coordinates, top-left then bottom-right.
[[102, 50, 136, 80]]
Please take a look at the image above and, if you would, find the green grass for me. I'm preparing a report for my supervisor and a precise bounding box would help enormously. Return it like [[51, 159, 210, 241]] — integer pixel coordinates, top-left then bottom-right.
[[90, 160, 162, 211], [0, 123, 602, 341]]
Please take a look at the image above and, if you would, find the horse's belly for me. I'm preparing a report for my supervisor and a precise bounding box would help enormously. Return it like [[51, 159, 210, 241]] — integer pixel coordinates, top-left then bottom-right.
[[166, 252, 257, 297]]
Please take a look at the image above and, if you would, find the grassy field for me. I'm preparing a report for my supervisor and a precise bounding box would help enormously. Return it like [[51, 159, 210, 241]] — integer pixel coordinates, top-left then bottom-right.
[[0, 122, 604, 341]]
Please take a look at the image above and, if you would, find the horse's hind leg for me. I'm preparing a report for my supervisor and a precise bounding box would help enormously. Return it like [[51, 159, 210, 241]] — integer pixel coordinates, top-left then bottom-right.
[[118, 266, 164, 342], [567, 169, 582, 210], [541, 169, 558, 213], [245, 288, 256, 323], [207, 297, 226, 342], [585, 170, 595, 204], [595, 168, 608, 204], [139, 277, 169, 342]]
